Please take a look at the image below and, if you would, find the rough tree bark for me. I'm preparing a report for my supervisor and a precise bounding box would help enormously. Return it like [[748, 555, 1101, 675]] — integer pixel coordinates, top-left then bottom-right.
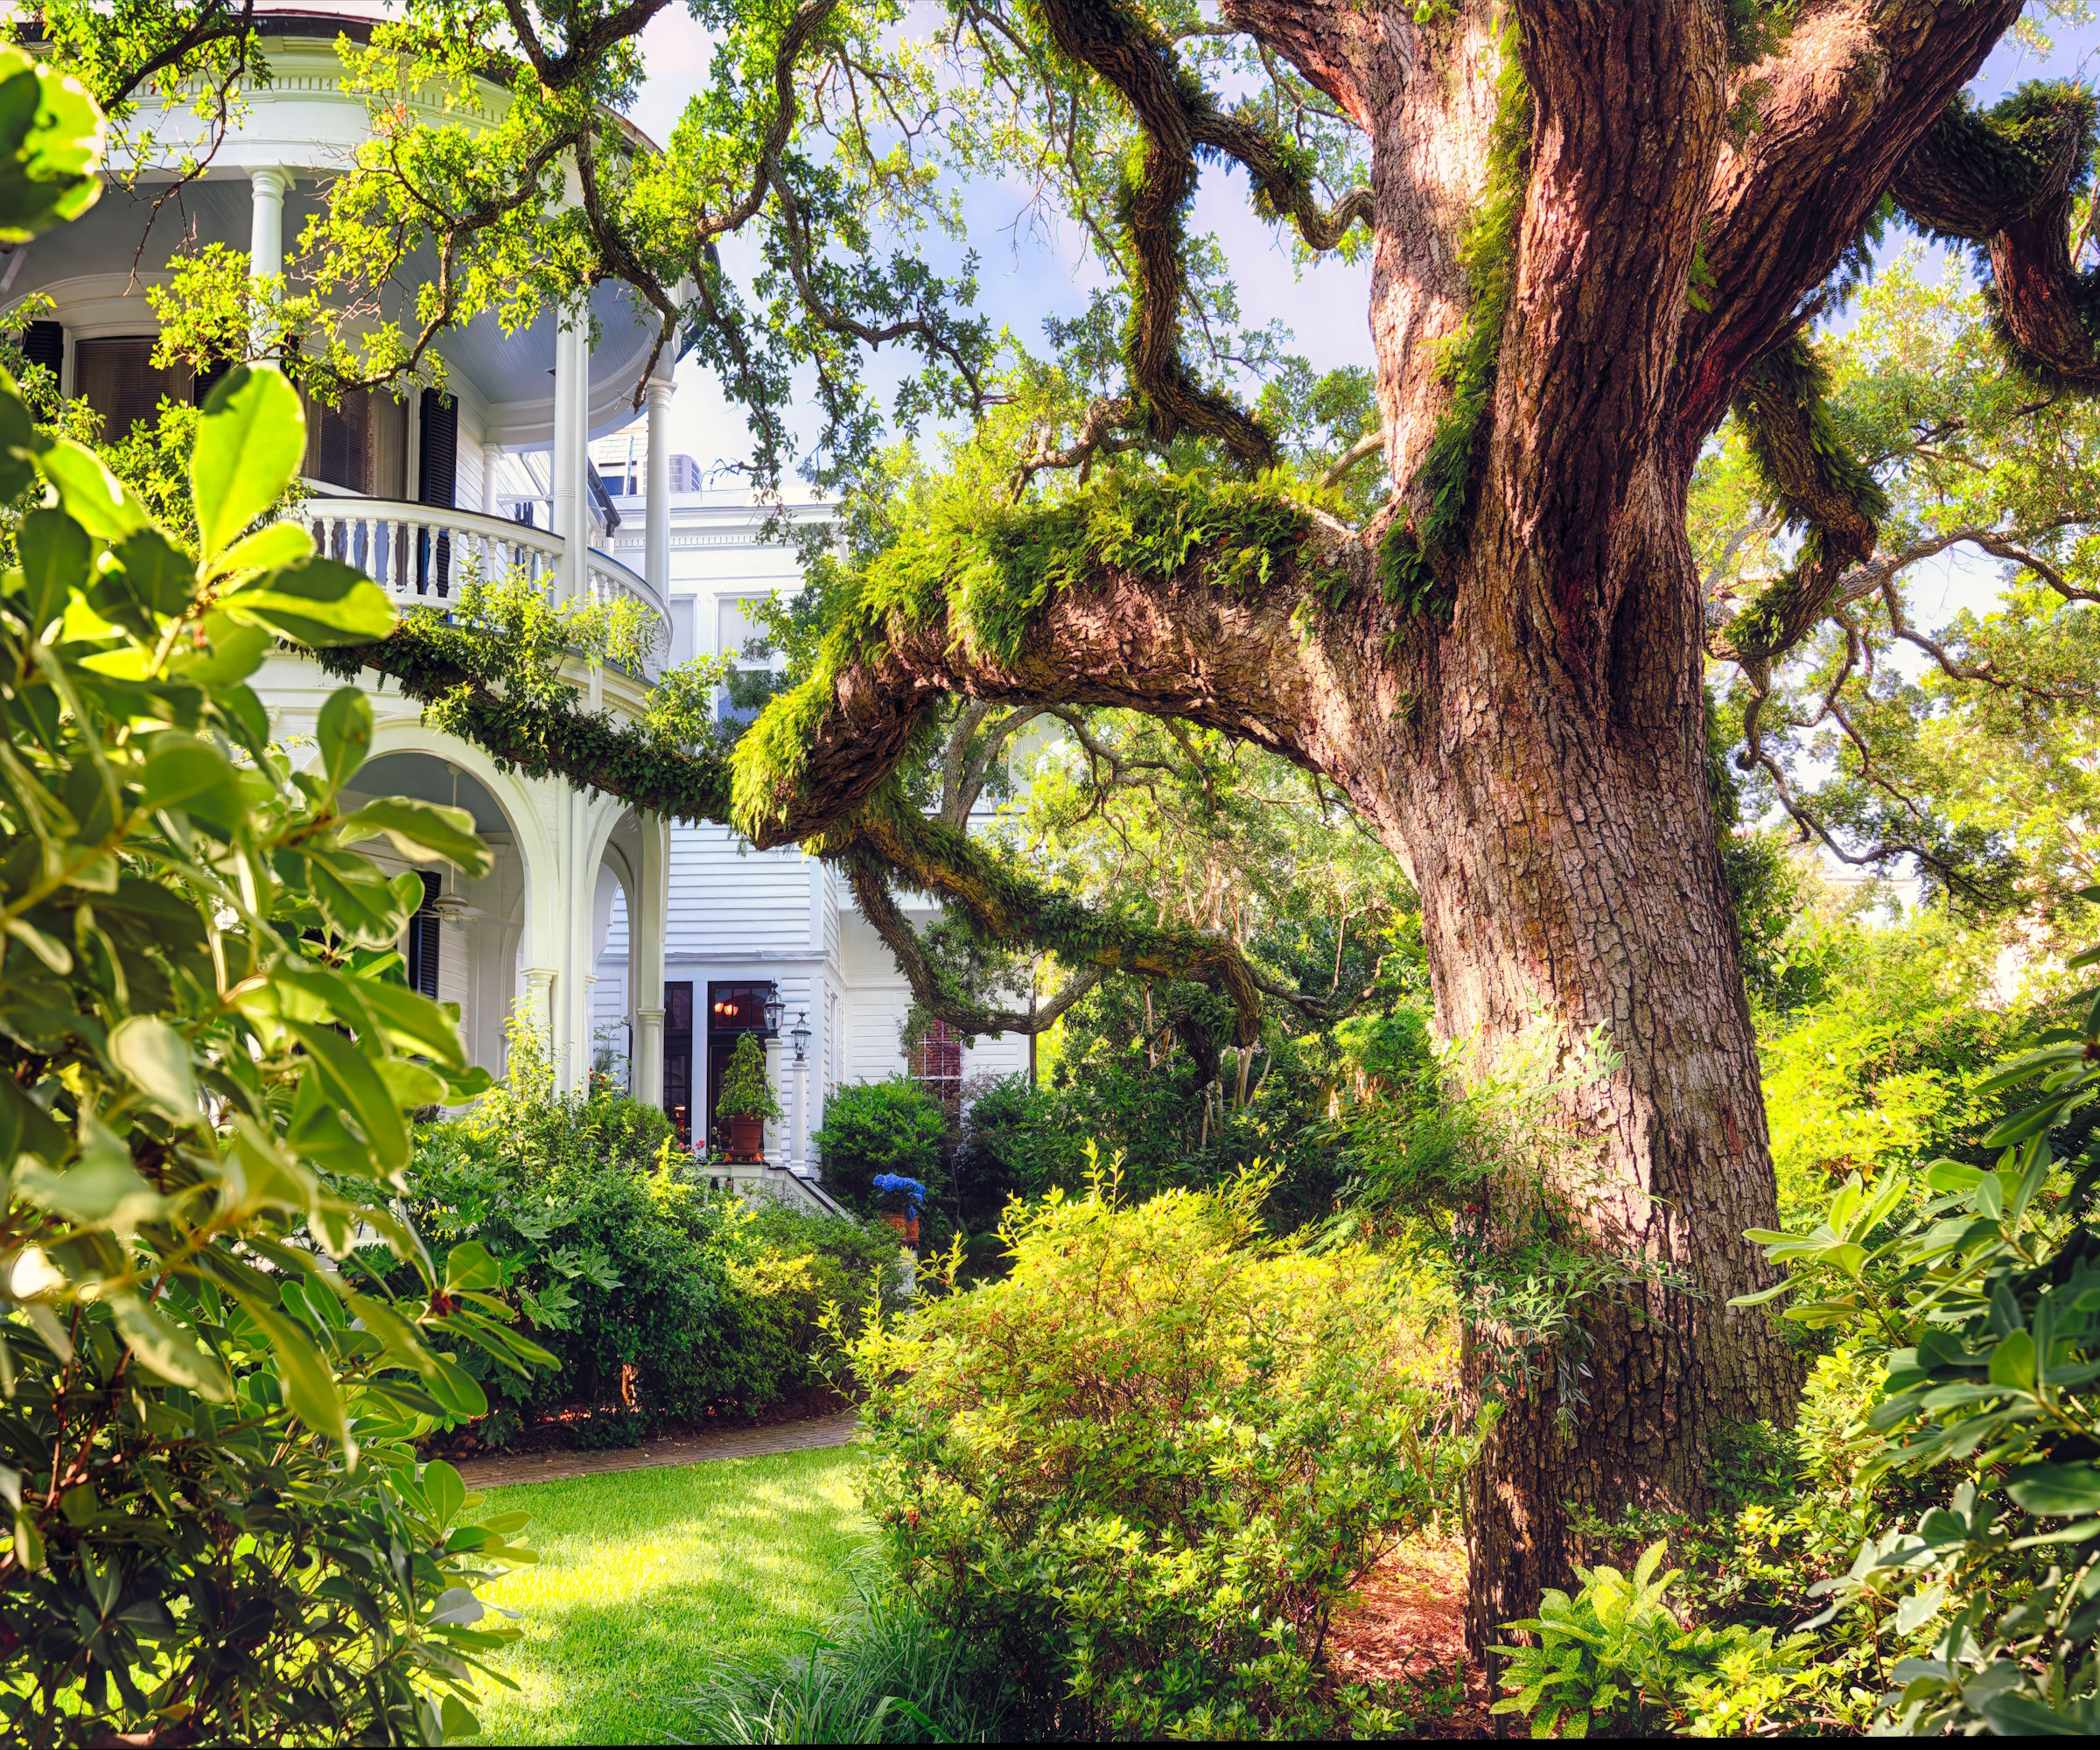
[[723, 0, 2043, 1655]]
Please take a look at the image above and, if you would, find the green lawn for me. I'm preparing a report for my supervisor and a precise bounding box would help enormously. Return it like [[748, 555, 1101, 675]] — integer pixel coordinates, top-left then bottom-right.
[[466, 1447, 872, 1746]]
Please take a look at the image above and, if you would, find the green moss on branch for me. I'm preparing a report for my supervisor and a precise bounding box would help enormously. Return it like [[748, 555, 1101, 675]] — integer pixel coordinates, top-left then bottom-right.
[[732, 470, 1318, 835]]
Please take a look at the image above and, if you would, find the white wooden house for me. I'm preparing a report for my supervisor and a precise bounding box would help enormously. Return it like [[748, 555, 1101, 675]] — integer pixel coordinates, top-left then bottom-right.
[[6, 7, 1026, 1196]]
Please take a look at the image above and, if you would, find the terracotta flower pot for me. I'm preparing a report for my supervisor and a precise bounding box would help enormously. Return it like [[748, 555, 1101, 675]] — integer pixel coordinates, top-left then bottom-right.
[[730, 1116, 765, 1161], [880, 1212, 920, 1248]]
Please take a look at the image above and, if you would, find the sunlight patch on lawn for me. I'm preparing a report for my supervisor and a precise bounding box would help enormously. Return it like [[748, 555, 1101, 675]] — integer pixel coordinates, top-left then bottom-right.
[[466, 1446, 872, 1746]]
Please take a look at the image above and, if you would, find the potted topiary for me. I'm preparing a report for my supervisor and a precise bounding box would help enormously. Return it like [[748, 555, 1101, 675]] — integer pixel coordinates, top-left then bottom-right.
[[872, 1173, 926, 1249], [717, 1032, 780, 1162]]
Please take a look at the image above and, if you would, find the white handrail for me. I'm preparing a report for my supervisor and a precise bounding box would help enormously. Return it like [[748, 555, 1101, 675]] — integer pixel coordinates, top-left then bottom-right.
[[299, 497, 669, 679], [302, 497, 561, 604]]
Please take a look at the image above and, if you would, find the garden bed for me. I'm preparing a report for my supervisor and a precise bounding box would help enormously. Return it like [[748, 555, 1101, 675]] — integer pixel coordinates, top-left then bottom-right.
[[425, 1383, 851, 1461]]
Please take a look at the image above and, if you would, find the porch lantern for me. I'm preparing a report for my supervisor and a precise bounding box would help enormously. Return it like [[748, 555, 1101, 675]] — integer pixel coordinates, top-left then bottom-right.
[[789, 1012, 811, 1061], [762, 985, 787, 1036]]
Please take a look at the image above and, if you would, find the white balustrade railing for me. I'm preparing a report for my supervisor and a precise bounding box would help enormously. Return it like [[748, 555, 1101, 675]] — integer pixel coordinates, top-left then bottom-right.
[[297, 493, 671, 678], [584, 548, 673, 676]]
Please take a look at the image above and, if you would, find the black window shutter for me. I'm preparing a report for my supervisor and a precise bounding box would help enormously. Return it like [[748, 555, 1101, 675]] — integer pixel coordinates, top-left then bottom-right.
[[406, 872, 441, 998], [19, 320, 63, 381], [416, 389, 458, 596], [418, 389, 458, 507]]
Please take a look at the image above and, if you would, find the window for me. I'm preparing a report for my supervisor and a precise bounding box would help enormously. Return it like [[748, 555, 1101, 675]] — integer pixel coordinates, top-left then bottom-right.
[[909, 1018, 963, 1110], [17, 321, 63, 398], [665, 981, 694, 1145], [300, 387, 409, 497], [416, 389, 458, 595], [716, 598, 780, 730], [74, 337, 189, 441]]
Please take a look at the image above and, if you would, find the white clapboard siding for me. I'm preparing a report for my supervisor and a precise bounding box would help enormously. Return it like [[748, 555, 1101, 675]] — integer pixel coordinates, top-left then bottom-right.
[[962, 1032, 1028, 1083], [822, 864, 844, 976], [847, 982, 912, 1084], [667, 826, 816, 957]]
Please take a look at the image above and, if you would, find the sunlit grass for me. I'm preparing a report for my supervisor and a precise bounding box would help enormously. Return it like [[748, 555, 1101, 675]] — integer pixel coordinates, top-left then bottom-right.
[[466, 1446, 872, 1746]]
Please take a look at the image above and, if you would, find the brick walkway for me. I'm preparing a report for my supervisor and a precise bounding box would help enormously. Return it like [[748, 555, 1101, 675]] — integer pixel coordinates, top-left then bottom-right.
[[452, 1410, 859, 1490]]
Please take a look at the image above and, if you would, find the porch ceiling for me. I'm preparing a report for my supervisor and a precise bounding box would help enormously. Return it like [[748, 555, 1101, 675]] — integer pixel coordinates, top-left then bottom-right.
[[349, 753, 510, 835], [5, 174, 660, 442]]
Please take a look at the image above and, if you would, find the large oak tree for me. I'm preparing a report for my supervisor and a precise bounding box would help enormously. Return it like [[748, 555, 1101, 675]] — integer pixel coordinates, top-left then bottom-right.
[[25, 0, 2100, 1650]]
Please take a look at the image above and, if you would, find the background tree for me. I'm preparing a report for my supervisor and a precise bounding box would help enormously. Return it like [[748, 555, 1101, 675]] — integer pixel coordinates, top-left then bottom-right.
[[19, 0, 2100, 1651]]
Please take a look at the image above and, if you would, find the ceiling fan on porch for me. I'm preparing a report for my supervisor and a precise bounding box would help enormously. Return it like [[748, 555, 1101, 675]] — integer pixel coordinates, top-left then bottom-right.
[[427, 765, 487, 925]]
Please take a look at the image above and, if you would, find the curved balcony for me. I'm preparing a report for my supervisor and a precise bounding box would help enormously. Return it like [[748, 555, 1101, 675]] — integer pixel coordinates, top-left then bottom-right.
[[299, 493, 673, 678]]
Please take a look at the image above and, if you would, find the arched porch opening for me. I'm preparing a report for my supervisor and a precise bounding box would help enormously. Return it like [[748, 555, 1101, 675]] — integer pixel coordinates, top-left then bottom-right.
[[342, 747, 542, 1080]]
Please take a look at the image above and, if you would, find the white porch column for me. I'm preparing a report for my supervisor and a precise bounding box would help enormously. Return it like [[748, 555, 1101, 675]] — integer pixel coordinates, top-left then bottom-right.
[[521, 966, 556, 1071], [634, 813, 669, 1109], [791, 1052, 808, 1172], [551, 313, 584, 602], [248, 167, 287, 358], [557, 789, 595, 1094], [645, 376, 674, 598]]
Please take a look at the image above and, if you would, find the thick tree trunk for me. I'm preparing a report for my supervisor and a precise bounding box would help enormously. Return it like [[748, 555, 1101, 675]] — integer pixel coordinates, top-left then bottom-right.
[[1392, 520, 1795, 1658]]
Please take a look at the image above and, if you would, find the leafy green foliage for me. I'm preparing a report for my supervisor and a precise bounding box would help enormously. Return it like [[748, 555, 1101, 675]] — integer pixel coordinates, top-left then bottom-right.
[[1702, 252, 2100, 906], [0, 45, 103, 243], [813, 1077, 946, 1217], [1725, 891, 2100, 1732], [1757, 903, 2044, 1224], [683, 1580, 1017, 1746], [733, 470, 1318, 835], [404, 1067, 898, 1437], [1492, 1542, 1810, 1738], [828, 1159, 1462, 1739], [0, 181, 542, 1736]]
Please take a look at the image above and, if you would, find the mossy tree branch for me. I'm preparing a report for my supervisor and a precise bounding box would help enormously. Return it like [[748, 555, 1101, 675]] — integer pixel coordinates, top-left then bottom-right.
[[318, 606, 1312, 1056]]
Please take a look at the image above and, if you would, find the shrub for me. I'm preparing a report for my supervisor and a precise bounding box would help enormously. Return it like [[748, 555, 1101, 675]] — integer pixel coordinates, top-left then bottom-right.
[[1491, 1542, 1810, 1737], [1726, 899, 2100, 1732], [405, 1070, 898, 1432], [829, 1154, 1463, 1739], [815, 1078, 946, 1215], [0, 103, 539, 1743]]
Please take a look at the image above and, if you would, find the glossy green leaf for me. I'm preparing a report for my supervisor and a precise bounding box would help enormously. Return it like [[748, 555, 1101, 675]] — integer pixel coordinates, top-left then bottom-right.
[[140, 733, 244, 836], [16, 508, 89, 635], [444, 1241, 500, 1293], [336, 797, 491, 878], [234, 1292, 349, 1450], [0, 51, 104, 243], [422, 1460, 466, 1531], [192, 367, 306, 566], [33, 438, 148, 541], [109, 1293, 231, 1400], [107, 1015, 199, 1121], [284, 1018, 411, 1173], [2006, 1464, 2100, 1517], [219, 557, 393, 646], [316, 687, 374, 797], [211, 519, 314, 579], [109, 529, 200, 617]]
